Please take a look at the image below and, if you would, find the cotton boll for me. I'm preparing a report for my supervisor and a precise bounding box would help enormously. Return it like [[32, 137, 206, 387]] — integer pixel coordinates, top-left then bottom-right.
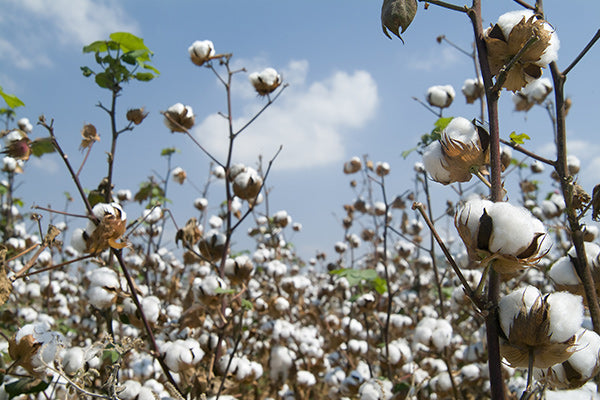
[[297, 370, 317, 386], [118, 380, 142, 400], [548, 256, 580, 286], [431, 320, 453, 351], [136, 387, 156, 400], [567, 155, 581, 175], [568, 329, 600, 379], [496, 10, 534, 39], [86, 286, 117, 309], [422, 141, 452, 184], [546, 292, 584, 343], [444, 117, 479, 145], [568, 242, 600, 269], [61, 346, 86, 375], [427, 85, 455, 108], [498, 286, 542, 337], [188, 40, 215, 66], [269, 345, 294, 381]]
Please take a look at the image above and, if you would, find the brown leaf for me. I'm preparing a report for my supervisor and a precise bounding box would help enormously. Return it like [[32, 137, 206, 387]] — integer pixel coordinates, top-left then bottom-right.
[[381, 0, 417, 42], [80, 124, 100, 151]]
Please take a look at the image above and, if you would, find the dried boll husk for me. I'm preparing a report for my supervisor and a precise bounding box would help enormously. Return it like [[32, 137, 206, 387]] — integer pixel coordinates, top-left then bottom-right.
[[484, 11, 558, 92], [343, 157, 362, 174], [126, 107, 148, 125], [175, 217, 202, 248], [499, 287, 581, 369]]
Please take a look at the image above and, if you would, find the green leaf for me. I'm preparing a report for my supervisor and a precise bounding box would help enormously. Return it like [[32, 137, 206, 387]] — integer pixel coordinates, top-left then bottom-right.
[[433, 117, 453, 133], [30, 137, 55, 157], [83, 40, 108, 53], [110, 32, 150, 54], [80, 66, 94, 77], [103, 349, 120, 363], [0, 86, 25, 109], [509, 131, 531, 145], [135, 72, 156, 82], [214, 287, 236, 295], [373, 277, 388, 294], [142, 63, 160, 75], [161, 147, 179, 156], [381, 0, 418, 42], [401, 147, 417, 159], [330, 268, 378, 287], [241, 299, 254, 310], [5, 378, 49, 399], [94, 72, 114, 89]]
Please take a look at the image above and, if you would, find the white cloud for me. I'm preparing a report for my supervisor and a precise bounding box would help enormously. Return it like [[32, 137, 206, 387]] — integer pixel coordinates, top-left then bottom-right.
[[2, 0, 139, 69], [192, 61, 378, 170], [407, 47, 462, 72]]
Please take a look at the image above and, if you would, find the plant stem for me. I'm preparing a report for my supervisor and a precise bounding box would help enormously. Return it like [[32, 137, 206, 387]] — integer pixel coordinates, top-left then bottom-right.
[[468, 1, 506, 399]]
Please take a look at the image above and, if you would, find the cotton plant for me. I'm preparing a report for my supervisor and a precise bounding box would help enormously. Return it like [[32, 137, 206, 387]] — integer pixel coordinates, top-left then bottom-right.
[[422, 117, 489, 185], [461, 78, 484, 104]]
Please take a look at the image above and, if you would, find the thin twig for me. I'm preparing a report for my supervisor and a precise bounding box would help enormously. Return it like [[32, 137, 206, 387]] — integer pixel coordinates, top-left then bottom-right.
[[418, 0, 468, 13], [512, 0, 536, 11], [562, 28, 600, 77], [499, 138, 556, 167]]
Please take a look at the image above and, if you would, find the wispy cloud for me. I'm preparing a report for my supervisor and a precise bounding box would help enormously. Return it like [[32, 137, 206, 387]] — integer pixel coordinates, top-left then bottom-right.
[[406, 47, 463, 72], [1, 0, 139, 69], [192, 60, 379, 170]]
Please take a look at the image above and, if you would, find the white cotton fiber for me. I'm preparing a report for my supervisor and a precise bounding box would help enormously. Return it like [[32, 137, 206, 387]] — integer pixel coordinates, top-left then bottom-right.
[[569, 329, 600, 378], [548, 256, 580, 286], [499, 286, 541, 337], [422, 141, 451, 183], [487, 202, 543, 256], [546, 292, 584, 343]]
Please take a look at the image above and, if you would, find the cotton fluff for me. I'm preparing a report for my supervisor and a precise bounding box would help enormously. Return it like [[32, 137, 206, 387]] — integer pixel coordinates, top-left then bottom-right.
[[518, 78, 553, 104], [498, 286, 543, 338], [12, 323, 65, 371], [426, 85, 455, 108], [61, 346, 86, 375], [422, 141, 451, 183], [548, 256, 580, 286], [546, 292, 584, 342], [485, 202, 547, 256]]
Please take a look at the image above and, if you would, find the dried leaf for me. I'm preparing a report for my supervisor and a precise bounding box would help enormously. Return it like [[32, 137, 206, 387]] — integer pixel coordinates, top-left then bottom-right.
[[80, 124, 100, 151], [381, 0, 417, 42], [476, 209, 492, 251]]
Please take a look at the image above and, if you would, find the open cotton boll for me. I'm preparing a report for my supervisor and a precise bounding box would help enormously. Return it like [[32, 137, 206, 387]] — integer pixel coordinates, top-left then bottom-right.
[[499, 286, 542, 337], [431, 320, 453, 351], [118, 380, 142, 400], [546, 292, 584, 343], [487, 202, 545, 256], [549, 256, 581, 286], [297, 370, 317, 386], [496, 10, 535, 40], [86, 286, 117, 309], [426, 85, 455, 108], [188, 40, 215, 66], [422, 141, 451, 183], [568, 242, 600, 268], [358, 378, 393, 400], [61, 346, 86, 375], [87, 267, 120, 289], [568, 329, 600, 379]]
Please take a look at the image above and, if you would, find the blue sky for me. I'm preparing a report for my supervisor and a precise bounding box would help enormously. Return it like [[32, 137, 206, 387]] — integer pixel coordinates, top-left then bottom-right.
[[1, 1, 599, 259]]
